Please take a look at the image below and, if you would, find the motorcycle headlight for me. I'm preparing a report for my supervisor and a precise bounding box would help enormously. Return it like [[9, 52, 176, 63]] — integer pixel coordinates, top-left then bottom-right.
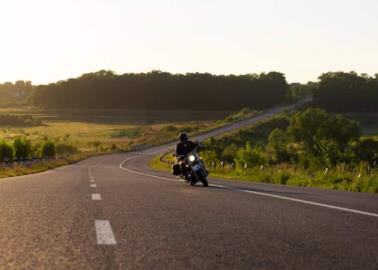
[[188, 155, 196, 162]]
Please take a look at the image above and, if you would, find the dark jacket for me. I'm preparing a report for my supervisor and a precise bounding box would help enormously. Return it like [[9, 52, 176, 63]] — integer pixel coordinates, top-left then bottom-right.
[[176, 141, 198, 157]]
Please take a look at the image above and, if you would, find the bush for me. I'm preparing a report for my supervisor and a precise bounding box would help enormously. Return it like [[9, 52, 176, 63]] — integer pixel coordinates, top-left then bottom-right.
[[278, 171, 291, 185], [0, 141, 14, 162], [288, 108, 360, 155], [235, 142, 266, 167], [221, 144, 239, 162], [55, 143, 78, 155], [111, 144, 118, 151], [13, 137, 32, 159], [266, 128, 291, 163], [40, 141, 56, 157], [353, 138, 378, 165], [91, 141, 101, 148]]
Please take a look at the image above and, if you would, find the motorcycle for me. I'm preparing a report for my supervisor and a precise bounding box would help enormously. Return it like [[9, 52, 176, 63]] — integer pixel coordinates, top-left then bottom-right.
[[173, 145, 209, 187]]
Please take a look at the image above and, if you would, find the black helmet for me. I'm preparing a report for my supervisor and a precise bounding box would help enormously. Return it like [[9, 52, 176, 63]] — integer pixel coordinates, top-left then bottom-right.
[[179, 132, 188, 142]]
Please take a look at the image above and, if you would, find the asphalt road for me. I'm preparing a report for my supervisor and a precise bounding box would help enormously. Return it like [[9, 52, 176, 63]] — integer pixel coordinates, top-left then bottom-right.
[[0, 98, 377, 269]]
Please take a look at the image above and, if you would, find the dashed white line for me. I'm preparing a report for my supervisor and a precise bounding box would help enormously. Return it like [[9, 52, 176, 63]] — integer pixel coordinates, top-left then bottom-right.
[[88, 168, 94, 179], [90, 179, 95, 182], [95, 220, 117, 245], [90, 184, 97, 188], [119, 158, 378, 218], [92, 194, 102, 200]]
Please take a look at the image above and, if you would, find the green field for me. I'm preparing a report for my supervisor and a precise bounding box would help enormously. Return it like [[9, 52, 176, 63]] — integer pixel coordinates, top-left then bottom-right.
[[0, 106, 233, 150], [0, 107, 234, 123], [0, 107, 240, 177]]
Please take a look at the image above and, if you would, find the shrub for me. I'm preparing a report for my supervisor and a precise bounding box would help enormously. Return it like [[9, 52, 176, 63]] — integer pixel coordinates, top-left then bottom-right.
[[201, 150, 219, 166], [353, 138, 378, 165], [55, 143, 78, 155], [221, 144, 239, 162], [92, 141, 101, 148], [266, 128, 291, 163], [288, 108, 360, 155], [235, 142, 266, 167], [111, 144, 118, 151], [278, 171, 291, 185], [13, 137, 32, 159], [0, 141, 14, 162], [40, 141, 56, 157]]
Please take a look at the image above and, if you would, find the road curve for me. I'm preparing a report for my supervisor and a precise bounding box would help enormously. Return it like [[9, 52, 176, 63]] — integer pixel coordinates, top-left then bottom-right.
[[0, 98, 377, 269]]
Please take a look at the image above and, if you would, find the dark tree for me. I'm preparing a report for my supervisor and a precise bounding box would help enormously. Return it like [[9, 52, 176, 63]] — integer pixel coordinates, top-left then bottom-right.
[[313, 72, 378, 112], [31, 70, 289, 111]]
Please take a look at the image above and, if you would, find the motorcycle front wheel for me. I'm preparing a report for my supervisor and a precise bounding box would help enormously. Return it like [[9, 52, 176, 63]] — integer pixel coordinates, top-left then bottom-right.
[[197, 171, 208, 187], [200, 176, 209, 187]]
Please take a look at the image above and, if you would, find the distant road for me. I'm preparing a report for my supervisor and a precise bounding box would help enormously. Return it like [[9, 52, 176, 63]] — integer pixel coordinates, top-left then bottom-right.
[[1, 96, 377, 269]]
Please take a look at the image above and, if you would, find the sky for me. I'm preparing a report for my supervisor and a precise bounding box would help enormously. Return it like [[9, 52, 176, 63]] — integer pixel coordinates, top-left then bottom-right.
[[0, 0, 377, 84]]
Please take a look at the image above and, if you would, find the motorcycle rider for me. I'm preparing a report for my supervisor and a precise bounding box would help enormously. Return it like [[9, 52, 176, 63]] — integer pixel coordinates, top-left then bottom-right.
[[175, 133, 198, 178]]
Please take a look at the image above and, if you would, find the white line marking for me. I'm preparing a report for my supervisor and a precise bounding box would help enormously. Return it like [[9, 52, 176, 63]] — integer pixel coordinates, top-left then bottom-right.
[[120, 158, 178, 183], [95, 220, 117, 245], [119, 158, 378, 218], [92, 194, 101, 200], [90, 179, 95, 182], [90, 184, 97, 188], [240, 190, 378, 218]]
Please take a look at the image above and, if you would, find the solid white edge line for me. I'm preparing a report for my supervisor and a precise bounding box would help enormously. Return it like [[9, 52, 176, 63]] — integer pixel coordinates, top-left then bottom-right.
[[120, 158, 178, 183], [119, 158, 378, 218], [240, 190, 378, 218], [95, 220, 117, 245], [92, 194, 102, 200]]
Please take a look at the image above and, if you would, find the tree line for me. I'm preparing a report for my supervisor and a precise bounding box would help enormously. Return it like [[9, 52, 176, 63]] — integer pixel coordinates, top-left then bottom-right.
[[31, 70, 288, 110], [313, 72, 378, 112], [0, 80, 32, 106], [3, 71, 378, 113]]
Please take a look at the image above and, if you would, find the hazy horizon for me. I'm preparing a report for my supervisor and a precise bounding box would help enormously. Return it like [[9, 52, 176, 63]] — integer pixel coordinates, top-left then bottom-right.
[[1, 0, 377, 84]]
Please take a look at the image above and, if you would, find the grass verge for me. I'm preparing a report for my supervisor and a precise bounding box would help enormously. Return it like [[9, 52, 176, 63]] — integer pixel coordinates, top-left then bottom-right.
[[0, 152, 94, 178], [149, 153, 378, 194]]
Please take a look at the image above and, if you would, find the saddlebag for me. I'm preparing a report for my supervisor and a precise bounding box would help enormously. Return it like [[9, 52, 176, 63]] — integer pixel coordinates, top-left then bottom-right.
[[172, 164, 182, 175]]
